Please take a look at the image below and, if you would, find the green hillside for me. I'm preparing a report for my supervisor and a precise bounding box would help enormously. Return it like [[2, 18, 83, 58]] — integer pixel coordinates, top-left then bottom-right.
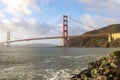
[[69, 24, 120, 47], [85, 24, 120, 34]]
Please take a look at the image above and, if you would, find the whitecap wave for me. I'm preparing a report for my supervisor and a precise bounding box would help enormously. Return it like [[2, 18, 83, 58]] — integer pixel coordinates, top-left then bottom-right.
[[60, 56, 72, 58], [43, 69, 79, 80], [0, 66, 82, 80], [74, 56, 82, 59], [42, 58, 56, 63], [0, 65, 43, 80], [43, 60, 54, 63]]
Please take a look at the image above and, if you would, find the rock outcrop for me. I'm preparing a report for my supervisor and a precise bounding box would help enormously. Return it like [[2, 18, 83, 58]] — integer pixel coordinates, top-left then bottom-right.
[[71, 51, 120, 80]]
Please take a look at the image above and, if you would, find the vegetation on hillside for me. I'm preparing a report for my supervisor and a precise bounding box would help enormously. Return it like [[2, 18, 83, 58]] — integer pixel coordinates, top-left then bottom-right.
[[69, 37, 108, 47], [68, 24, 120, 47]]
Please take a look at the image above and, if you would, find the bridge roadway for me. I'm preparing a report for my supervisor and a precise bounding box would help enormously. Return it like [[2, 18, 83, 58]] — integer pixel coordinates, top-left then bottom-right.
[[1, 33, 108, 44]]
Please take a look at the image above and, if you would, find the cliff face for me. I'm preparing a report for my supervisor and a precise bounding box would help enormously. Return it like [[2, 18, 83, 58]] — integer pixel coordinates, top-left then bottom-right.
[[69, 37, 108, 47], [69, 24, 120, 47]]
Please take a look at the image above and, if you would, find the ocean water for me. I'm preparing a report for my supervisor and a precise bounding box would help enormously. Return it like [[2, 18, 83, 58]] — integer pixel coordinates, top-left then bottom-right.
[[0, 47, 119, 80]]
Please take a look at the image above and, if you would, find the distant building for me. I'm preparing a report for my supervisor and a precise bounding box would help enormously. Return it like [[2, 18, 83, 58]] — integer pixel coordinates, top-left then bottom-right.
[[108, 33, 120, 42]]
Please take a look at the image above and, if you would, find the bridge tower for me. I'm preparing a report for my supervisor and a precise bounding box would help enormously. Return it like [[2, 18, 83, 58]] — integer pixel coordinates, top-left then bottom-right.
[[62, 15, 69, 47], [7, 31, 10, 47]]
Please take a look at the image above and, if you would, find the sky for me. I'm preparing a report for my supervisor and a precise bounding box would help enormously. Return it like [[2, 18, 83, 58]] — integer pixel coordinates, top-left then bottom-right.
[[0, 0, 120, 45]]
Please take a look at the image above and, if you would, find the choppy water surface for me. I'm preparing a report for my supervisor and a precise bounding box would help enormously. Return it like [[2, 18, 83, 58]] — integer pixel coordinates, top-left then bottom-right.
[[0, 47, 119, 80]]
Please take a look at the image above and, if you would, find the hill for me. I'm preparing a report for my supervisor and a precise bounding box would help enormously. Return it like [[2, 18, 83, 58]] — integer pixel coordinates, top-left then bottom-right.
[[68, 24, 120, 47], [85, 24, 120, 34]]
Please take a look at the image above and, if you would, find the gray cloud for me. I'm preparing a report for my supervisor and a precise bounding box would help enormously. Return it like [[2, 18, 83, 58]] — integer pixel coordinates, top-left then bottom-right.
[[0, 18, 55, 40], [78, 0, 120, 15], [0, 0, 55, 41], [79, 13, 120, 29]]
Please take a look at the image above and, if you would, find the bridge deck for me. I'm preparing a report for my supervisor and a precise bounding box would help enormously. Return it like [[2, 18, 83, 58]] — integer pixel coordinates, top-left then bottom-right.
[[1, 34, 108, 44]]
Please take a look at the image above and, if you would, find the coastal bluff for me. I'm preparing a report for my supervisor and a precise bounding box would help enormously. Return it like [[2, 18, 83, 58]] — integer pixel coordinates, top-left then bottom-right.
[[69, 24, 120, 47], [71, 51, 120, 80]]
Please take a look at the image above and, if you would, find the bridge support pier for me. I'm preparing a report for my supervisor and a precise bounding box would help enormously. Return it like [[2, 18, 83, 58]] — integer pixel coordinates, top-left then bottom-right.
[[7, 31, 10, 47], [62, 15, 69, 47]]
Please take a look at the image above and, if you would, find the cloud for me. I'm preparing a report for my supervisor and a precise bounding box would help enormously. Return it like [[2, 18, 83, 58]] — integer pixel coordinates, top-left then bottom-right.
[[0, 18, 54, 39], [0, 0, 55, 42], [78, 0, 120, 15], [79, 13, 120, 29], [0, 0, 40, 17], [76, 0, 120, 33], [67, 13, 120, 35], [0, 18, 56, 43], [0, 11, 5, 18]]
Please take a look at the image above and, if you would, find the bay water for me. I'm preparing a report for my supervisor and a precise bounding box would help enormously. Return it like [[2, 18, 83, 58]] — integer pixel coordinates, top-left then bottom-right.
[[0, 47, 119, 80]]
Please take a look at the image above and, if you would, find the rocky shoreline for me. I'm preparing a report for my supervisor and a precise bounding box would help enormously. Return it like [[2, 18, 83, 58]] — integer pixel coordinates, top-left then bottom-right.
[[71, 51, 120, 80]]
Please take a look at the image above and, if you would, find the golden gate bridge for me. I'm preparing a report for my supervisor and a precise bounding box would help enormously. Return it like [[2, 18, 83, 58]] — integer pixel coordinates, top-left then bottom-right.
[[0, 15, 109, 47]]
